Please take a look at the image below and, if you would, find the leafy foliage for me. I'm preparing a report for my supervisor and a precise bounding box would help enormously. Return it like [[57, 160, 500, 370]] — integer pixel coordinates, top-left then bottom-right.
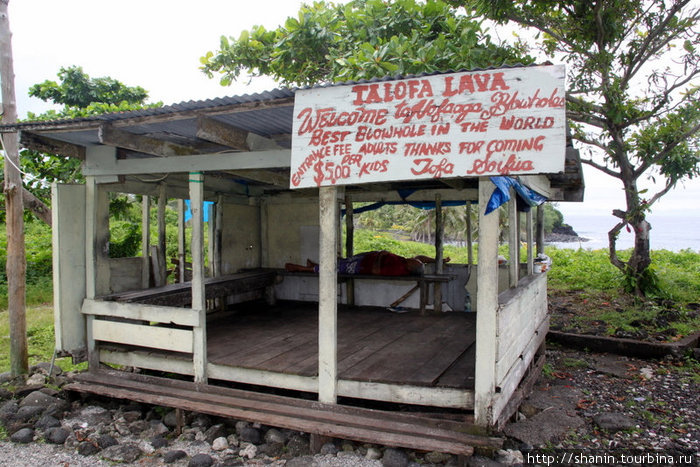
[[201, 0, 532, 87], [453, 0, 700, 295]]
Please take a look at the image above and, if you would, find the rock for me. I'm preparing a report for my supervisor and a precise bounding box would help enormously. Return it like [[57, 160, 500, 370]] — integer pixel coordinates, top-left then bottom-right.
[[239, 425, 262, 444], [234, 420, 250, 435], [43, 400, 71, 419], [150, 435, 169, 449], [97, 434, 119, 449], [204, 423, 228, 444], [467, 456, 504, 467], [366, 446, 382, 460], [163, 449, 188, 463], [163, 410, 179, 428], [286, 433, 311, 457], [212, 436, 229, 451], [189, 453, 215, 467], [35, 414, 61, 430], [382, 447, 410, 467], [425, 451, 452, 464], [0, 371, 14, 384], [239, 442, 258, 459], [19, 390, 57, 408], [259, 441, 284, 457], [0, 400, 18, 424], [0, 388, 13, 401], [15, 405, 45, 423], [148, 419, 170, 437], [10, 427, 34, 443], [45, 426, 70, 444], [121, 410, 142, 423], [100, 443, 142, 463], [191, 413, 212, 428], [77, 405, 113, 427], [139, 440, 156, 455], [31, 361, 62, 377], [285, 456, 317, 467], [341, 440, 356, 452], [77, 440, 101, 456], [503, 407, 584, 446], [320, 442, 339, 455], [264, 427, 287, 444], [495, 449, 524, 465], [219, 456, 245, 466], [593, 413, 636, 432], [519, 385, 584, 417], [227, 433, 240, 448], [13, 384, 44, 399], [25, 373, 46, 386]]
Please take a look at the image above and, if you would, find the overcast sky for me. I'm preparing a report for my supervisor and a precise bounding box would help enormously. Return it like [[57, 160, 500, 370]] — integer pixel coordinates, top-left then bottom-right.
[[7, 0, 699, 220]]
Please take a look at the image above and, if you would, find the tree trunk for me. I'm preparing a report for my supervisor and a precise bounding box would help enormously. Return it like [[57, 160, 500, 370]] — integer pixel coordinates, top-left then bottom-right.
[[0, 0, 28, 376]]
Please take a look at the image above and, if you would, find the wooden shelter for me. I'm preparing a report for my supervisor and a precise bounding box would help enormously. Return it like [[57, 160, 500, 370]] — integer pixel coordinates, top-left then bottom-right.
[[1, 66, 584, 454]]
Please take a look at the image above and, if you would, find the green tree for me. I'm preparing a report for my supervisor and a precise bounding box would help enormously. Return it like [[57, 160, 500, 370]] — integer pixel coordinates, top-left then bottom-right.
[[200, 0, 531, 87], [453, 0, 700, 295]]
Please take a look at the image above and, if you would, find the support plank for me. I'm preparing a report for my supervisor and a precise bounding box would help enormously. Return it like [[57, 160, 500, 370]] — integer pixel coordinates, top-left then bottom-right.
[[474, 178, 499, 426], [190, 172, 208, 383], [100, 124, 198, 157], [508, 193, 519, 288], [344, 194, 355, 306], [177, 199, 186, 283], [92, 320, 193, 353], [536, 205, 545, 255], [318, 186, 338, 404], [157, 183, 167, 285], [434, 194, 443, 313], [196, 116, 249, 150], [141, 196, 151, 288], [82, 299, 200, 327], [526, 209, 534, 275]]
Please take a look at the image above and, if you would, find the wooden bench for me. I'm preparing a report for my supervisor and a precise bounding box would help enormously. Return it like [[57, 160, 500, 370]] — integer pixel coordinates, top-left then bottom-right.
[[280, 271, 453, 314], [101, 269, 278, 307]]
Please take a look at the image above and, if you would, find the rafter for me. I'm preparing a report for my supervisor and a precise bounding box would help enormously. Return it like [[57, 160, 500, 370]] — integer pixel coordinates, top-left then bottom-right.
[[196, 116, 249, 151], [19, 131, 86, 159], [99, 125, 199, 157]]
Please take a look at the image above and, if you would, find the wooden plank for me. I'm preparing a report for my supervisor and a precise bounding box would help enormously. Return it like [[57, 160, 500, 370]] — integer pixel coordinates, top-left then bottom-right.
[[100, 124, 199, 157], [196, 116, 249, 150], [92, 320, 193, 353], [434, 194, 443, 313], [337, 379, 474, 410], [156, 183, 167, 285], [190, 171, 207, 383], [141, 195, 151, 288], [436, 342, 477, 389], [82, 299, 200, 327], [508, 193, 519, 288], [496, 315, 549, 392], [82, 148, 291, 176], [526, 209, 534, 275], [101, 349, 194, 376], [177, 199, 186, 283], [20, 131, 85, 159]]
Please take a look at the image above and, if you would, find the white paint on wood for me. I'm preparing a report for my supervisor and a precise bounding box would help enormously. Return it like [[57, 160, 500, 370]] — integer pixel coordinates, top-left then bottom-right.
[[474, 177, 500, 426], [52, 184, 87, 354], [92, 319, 194, 353], [82, 149, 291, 176], [177, 199, 186, 283], [318, 186, 338, 404], [291, 66, 566, 188], [337, 380, 474, 409], [157, 183, 167, 283], [141, 195, 151, 288], [85, 174, 111, 299], [508, 194, 519, 288], [208, 363, 319, 393], [526, 210, 534, 275], [82, 299, 201, 327], [190, 172, 208, 383], [100, 349, 195, 376], [109, 257, 143, 293]]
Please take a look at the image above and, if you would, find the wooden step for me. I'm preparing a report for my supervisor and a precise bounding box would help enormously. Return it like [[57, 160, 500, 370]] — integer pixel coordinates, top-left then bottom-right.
[[65, 370, 502, 456]]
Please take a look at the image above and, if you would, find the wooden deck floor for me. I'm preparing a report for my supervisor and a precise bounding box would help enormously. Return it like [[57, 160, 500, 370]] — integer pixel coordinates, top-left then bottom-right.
[[206, 303, 476, 390]]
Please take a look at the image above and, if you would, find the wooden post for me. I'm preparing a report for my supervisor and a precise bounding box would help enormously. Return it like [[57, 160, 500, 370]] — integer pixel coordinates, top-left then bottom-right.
[[214, 194, 223, 277], [318, 186, 338, 404], [508, 192, 519, 288], [344, 194, 355, 306], [536, 205, 545, 255], [466, 202, 473, 267], [434, 194, 443, 313], [177, 199, 186, 283], [474, 177, 500, 426], [208, 202, 215, 277], [156, 183, 167, 286], [0, 1, 27, 376], [526, 209, 534, 275], [189, 172, 207, 384], [259, 198, 269, 268], [141, 195, 151, 288]]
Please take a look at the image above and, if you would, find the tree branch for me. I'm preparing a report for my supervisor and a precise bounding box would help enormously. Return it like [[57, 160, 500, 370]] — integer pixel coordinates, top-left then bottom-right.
[[580, 157, 621, 178]]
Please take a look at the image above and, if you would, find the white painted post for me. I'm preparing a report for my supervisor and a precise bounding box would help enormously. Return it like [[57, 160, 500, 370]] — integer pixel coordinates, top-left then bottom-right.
[[259, 199, 269, 268], [434, 194, 443, 313], [536, 205, 545, 255], [318, 186, 338, 404], [526, 209, 534, 275], [344, 194, 355, 306], [141, 196, 151, 289], [189, 172, 208, 384], [177, 199, 186, 283], [508, 192, 519, 288], [474, 177, 500, 426], [156, 183, 167, 286]]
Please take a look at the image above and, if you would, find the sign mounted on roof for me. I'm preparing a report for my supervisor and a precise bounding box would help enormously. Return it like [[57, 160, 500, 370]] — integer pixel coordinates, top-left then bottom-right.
[[290, 65, 566, 189]]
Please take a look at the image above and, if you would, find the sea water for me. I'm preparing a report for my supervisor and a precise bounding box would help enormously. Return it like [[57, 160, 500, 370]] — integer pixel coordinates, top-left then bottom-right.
[[549, 213, 700, 252]]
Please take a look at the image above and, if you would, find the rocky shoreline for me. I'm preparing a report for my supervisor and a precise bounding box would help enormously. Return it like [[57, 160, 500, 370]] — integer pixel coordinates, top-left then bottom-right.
[[544, 224, 588, 244]]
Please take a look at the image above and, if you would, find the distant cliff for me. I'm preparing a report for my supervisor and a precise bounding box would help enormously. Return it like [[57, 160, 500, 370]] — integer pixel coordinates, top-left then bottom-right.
[[545, 224, 588, 243]]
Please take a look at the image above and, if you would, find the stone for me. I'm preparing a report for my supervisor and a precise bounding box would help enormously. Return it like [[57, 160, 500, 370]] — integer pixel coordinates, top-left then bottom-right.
[[189, 453, 215, 467], [43, 400, 71, 419], [219, 456, 245, 466], [25, 373, 46, 386], [139, 440, 156, 455], [10, 427, 34, 443], [519, 385, 584, 417], [15, 405, 45, 423], [78, 405, 113, 426], [286, 433, 311, 457], [366, 446, 382, 460], [239, 442, 258, 459], [191, 414, 212, 428], [77, 441, 101, 456], [0, 387, 12, 401], [227, 433, 240, 448], [285, 456, 317, 467], [20, 390, 57, 408], [45, 426, 70, 444], [424, 451, 452, 464], [239, 425, 262, 444], [97, 434, 119, 449], [100, 443, 143, 463], [31, 362, 62, 376], [122, 410, 142, 423], [204, 423, 228, 444], [382, 447, 410, 467], [163, 449, 188, 463], [264, 427, 288, 444], [593, 413, 636, 432], [503, 407, 584, 446], [34, 414, 61, 430], [320, 442, 339, 455], [0, 400, 18, 424], [467, 456, 504, 467], [212, 436, 229, 451], [234, 420, 250, 435], [148, 420, 170, 437], [163, 410, 179, 428], [495, 449, 524, 465], [150, 435, 169, 449]]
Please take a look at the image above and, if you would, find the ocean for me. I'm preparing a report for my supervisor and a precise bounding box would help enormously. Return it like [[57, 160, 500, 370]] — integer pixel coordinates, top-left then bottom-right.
[[549, 213, 700, 252]]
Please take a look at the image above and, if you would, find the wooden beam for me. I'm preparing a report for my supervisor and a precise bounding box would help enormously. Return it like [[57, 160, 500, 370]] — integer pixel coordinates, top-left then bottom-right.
[[141, 196, 151, 289], [19, 131, 86, 159], [474, 177, 499, 427], [526, 209, 534, 275], [508, 192, 519, 288], [536, 205, 545, 255], [157, 184, 167, 286], [433, 194, 443, 313], [344, 194, 355, 306], [99, 124, 198, 157], [82, 148, 291, 176], [196, 116, 249, 150], [177, 199, 186, 283], [318, 186, 338, 404], [189, 171, 207, 383], [225, 169, 289, 187]]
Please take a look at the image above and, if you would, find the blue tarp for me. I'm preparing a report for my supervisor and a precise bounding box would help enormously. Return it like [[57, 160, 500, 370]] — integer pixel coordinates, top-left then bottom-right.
[[184, 200, 213, 223]]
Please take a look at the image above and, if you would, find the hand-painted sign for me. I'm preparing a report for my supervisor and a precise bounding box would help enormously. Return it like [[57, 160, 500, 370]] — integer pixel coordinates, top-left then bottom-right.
[[290, 65, 566, 188]]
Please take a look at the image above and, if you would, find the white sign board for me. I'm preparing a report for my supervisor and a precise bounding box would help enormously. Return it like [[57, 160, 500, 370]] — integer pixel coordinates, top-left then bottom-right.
[[290, 65, 566, 189]]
